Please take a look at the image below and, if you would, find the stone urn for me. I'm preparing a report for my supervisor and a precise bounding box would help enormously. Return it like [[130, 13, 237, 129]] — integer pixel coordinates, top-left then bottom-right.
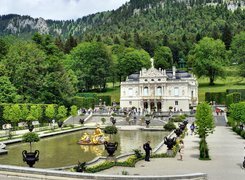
[[27, 124, 34, 132], [58, 121, 63, 128], [104, 141, 118, 156], [164, 136, 176, 150], [145, 120, 150, 128], [110, 116, 116, 125], [174, 128, 182, 137], [22, 150, 39, 167], [79, 119, 85, 125]]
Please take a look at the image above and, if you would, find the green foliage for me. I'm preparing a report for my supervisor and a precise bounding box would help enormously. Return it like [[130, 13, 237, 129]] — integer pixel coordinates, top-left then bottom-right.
[[133, 149, 143, 158], [163, 121, 176, 131], [22, 132, 40, 143], [70, 105, 78, 117], [199, 138, 210, 160], [195, 102, 215, 139], [205, 92, 227, 104], [229, 102, 245, 124], [45, 104, 56, 120], [0, 76, 19, 103], [57, 105, 67, 120], [188, 37, 228, 85], [97, 96, 111, 106], [68, 42, 112, 91], [226, 92, 241, 108], [154, 46, 173, 69], [22, 132, 40, 152], [101, 118, 106, 124], [226, 89, 245, 101], [231, 31, 245, 77], [104, 125, 118, 134]]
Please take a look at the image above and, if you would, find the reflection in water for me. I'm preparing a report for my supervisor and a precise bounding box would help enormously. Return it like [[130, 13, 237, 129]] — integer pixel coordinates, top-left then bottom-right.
[[0, 130, 168, 168]]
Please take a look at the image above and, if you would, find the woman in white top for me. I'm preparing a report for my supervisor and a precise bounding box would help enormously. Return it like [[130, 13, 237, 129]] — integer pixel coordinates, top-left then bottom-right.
[[179, 140, 184, 160]]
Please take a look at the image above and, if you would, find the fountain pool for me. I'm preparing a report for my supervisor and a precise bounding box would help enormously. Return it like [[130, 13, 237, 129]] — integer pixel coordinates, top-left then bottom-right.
[[0, 130, 169, 168]]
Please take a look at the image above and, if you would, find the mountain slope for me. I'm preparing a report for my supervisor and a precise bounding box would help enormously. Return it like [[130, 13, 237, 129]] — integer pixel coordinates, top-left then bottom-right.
[[0, 0, 244, 39]]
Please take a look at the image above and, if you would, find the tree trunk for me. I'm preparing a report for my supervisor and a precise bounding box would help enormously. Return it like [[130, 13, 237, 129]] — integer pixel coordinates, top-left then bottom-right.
[[209, 77, 215, 86]]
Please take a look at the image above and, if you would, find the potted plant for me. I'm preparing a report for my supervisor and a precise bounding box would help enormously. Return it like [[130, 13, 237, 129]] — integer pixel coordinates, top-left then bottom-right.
[[145, 114, 151, 128], [101, 117, 106, 124], [164, 136, 176, 156], [104, 125, 118, 156], [22, 132, 40, 167], [110, 116, 116, 125]]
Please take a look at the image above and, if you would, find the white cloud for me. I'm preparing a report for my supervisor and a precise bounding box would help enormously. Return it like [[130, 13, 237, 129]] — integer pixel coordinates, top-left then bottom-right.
[[0, 0, 130, 20]]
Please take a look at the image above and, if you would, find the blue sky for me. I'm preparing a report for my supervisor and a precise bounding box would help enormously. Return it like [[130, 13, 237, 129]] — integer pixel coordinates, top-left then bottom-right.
[[0, 0, 130, 20]]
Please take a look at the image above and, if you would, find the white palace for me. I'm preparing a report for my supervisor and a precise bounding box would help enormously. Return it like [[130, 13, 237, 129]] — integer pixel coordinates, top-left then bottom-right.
[[120, 61, 198, 113]]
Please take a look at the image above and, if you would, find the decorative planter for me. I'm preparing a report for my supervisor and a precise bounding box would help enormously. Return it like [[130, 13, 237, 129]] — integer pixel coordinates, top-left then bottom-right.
[[28, 124, 34, 132], [79, 119, 85, 125], [104, 141, 118, 156], [174, 128, 182, 137], [22, 150, 39, 167], [145, 120, 150, 128], [110, 117, 116, 125], [164, 137, 176, 150], [58, 121, 63, 128]]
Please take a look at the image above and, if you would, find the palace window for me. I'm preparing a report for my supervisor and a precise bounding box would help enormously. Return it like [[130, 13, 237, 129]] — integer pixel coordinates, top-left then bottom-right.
[[174, 87, 179, 96], [157, 86, 162, 96], [128, 88, 133, 96], [175, 101, 178, 105], [144, 87, 148, 96]]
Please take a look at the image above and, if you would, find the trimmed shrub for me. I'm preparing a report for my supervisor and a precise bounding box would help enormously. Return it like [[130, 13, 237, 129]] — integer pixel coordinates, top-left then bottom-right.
[[226, 92, 241, 108], [226, 89, 245, 101], [205, 92, 226, 104], [164, 121, 176, 131], [97, 96, 111, 106]]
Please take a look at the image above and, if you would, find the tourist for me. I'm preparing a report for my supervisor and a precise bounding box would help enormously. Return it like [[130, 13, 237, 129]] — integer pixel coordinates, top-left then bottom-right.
[[178, 140, 184, 160], [143, 141, 152, 161], [190, 123, 195, 135]]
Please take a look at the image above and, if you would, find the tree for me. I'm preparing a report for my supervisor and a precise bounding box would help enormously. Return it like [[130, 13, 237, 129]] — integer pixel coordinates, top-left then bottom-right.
[[221, 24, 232, 50], [45, 104, 56, 122], [57, 105, 68, 121], [195, 102, 215, 139], [0, 76, 19, 103], [195, 102, 215, 159], [154, 46, 173, 69], [117, 48, 151, 81], [27, 105, 42, 123], [22, 132, 40, 152], [230, 31, 245, 77], [188, 37, 228, 85], [68, 42, 112, 91], [0, 38, 9, 59], [2, 42, 47, 102], [21, 104, 29, 122], [70, 105, 78, 125], [229, 102, 245, 124], [64, 34, 77, 54]]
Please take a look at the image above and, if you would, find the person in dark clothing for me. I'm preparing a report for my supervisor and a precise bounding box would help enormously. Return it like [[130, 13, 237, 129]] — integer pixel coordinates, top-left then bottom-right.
[[143, 141, 152, 161]]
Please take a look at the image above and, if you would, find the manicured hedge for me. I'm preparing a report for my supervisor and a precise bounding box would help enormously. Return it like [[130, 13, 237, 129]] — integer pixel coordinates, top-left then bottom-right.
[[97, 96, 111, 106], [70, 96, 96, 109], [205, 92, 227, 104], [226, 89, 245, 101], [226, 92, 241, 108]]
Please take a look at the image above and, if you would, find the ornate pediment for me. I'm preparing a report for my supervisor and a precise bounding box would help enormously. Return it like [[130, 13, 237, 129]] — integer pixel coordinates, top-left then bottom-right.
[[141, 68, 165, 78]]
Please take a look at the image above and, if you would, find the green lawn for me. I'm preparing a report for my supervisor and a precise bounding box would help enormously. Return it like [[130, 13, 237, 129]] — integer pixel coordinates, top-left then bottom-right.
[[198, 76, 245, 102]]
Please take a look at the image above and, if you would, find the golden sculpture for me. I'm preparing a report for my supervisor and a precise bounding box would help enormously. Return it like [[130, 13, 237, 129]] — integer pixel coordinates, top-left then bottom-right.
[[78, 126, 108, 145]]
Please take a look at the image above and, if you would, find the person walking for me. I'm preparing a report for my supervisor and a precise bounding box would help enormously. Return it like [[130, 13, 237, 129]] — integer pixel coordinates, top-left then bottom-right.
[[143, 141, 152, 161], [190, 123, 195, 135], [178, 140, 184, 160]]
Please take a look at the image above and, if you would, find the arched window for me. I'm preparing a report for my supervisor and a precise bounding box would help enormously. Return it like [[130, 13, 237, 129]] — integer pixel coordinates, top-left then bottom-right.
[[144, 87, 148, 96]]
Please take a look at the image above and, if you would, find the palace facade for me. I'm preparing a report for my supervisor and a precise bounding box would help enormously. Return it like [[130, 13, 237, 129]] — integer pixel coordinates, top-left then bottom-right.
[[120, 65, 198, 113]]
